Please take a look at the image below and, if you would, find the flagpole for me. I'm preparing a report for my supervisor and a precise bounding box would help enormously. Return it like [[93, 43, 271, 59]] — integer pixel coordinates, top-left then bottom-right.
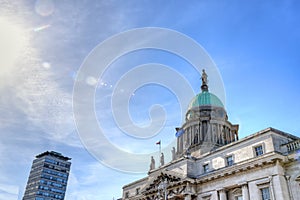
[[159, 140, 161, 156], [156, 140, 162, 159]]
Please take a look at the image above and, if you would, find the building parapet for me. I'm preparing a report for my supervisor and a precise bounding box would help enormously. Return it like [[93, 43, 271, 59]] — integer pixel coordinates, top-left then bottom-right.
[[283, 139, 300, 152]]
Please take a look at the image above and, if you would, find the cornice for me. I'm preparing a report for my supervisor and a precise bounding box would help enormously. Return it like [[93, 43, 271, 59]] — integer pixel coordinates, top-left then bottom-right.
[[194, 152, 286, 184]]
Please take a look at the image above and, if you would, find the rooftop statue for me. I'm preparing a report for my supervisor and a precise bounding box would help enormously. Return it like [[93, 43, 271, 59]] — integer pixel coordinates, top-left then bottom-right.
[[160, 153, 165, 166], [150, 156, 155, 170], [201, 69, 208, 85]]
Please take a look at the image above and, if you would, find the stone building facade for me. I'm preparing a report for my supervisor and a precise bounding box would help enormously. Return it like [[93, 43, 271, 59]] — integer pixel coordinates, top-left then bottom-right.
[[122, 70, 300, 200]]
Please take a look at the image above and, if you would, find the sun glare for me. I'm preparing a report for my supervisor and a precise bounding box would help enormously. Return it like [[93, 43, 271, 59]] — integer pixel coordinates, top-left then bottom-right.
[[0, 17, 28, 76]]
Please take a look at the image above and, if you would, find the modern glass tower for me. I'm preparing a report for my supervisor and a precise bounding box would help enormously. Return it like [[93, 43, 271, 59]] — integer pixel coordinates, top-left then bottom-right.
[[23, 151, 71, 200]]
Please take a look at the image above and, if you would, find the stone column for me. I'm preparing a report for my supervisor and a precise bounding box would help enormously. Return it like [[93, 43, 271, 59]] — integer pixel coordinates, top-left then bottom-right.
[[242, 184, 250, 200], [222, 126, 226, 144], [213, 124, 217, 143], [218, 124, 222, 144], [224, 126, 227, 143], [229, 130, 233, 143], [180, 135, 183, 153], [226, 127, 230, 143], [219, 189, 227, 200]]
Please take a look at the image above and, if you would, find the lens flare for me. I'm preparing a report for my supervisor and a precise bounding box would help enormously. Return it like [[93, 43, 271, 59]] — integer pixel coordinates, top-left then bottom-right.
[[33, 24, 51, 32], [35, 0, 55, 17], [42, 62, 51, 69], [0, 17, 28, 82], [73, 27, 225, 173]]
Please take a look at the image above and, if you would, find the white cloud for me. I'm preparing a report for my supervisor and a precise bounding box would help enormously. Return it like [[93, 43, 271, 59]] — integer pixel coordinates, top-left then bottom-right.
[[66, 162, 146, 200], [0, 11, 75, 145], [0, 183, 19, 200]]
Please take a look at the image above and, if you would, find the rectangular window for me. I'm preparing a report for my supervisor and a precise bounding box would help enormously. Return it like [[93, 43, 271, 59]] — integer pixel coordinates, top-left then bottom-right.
[[261, 187, 271, 200], [125, 192, 129, 198], [203, 164, 209, 173], [226, 155, 234, 166], [255, 145, 264, 156]]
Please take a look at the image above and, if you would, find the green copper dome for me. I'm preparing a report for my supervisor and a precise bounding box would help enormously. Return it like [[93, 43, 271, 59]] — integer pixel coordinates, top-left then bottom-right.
[[188, 91, 224, 109]]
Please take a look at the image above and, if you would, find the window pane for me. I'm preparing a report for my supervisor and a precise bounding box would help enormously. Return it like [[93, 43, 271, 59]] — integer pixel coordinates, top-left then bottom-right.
[[226, 156, 233, 166], [236, 196, 243, 200], [255, 145, 264, 156], [261, 187, 270, 200], [203, 164, 209, 173]]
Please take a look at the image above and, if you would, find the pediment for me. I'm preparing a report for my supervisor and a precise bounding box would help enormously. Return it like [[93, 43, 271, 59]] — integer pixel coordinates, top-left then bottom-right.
[[142, 171, 182, 193]]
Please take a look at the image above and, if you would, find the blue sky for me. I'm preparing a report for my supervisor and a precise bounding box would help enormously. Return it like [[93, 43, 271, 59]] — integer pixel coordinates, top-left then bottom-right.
[[0, 0, 300, 199]]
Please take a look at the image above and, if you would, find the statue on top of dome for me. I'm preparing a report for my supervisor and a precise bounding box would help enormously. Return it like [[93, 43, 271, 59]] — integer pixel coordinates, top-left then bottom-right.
[[201, 69, 209, 92], [201, 69, 208, 85]]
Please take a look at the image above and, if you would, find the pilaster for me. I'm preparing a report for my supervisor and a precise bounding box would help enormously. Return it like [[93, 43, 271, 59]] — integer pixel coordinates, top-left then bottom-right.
[[241, 183, 250, 200], [218, 188, 227, 200]]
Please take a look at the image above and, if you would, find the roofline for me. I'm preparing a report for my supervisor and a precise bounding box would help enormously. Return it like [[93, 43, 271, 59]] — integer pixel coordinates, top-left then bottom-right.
[[241, 127, 299, 141], [196, 127, 299, 159], [36, 151, 71, 161]]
